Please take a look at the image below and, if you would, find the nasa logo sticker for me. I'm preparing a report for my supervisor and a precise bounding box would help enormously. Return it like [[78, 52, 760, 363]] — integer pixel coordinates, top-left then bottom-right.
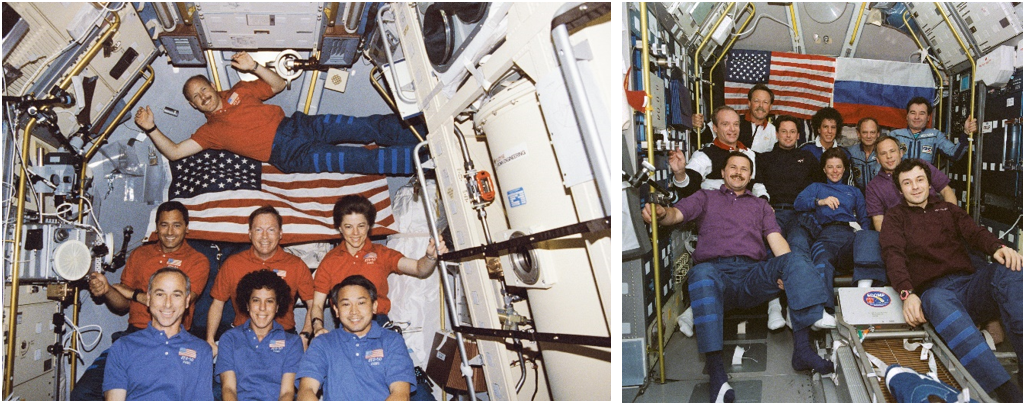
[[363, 252, 377, 264], [863, 290, 891, 308]]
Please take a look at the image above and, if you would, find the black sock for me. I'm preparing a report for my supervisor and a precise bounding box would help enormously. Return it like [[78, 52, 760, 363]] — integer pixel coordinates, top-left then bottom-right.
[[791, 327, 834, 374], [994, 379, 1023, 403], [705, 351, 734, 403]]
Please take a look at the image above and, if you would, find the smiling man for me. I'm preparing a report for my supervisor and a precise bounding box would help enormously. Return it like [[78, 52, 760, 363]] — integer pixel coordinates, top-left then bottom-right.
[[73, 202, 209, 401], [800, 107, 849, 163], [207, 206, 314, 356], [670, 106, 768, 199], [890, 96, 977, 165], [133, 51, 422, 175], [643, 152, 832, 402], [865, 135, 956, 231], [846, 117, 882, 191], [216, 270, 303, 401], [297, 275, 416, 401], [880, 159, 1022, 403], [694, 84, 778, 153], [103, 268, 214, 401]]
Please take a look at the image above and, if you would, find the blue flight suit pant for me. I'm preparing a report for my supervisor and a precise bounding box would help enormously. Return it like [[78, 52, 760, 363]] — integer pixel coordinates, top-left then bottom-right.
[[774, 209, 812, 259], [688, 253, 828, 353], [811, 225, 888, 309], [268, 112, 424, 175], [920, 264, 1023, 392], [852, 230, 888, 285]]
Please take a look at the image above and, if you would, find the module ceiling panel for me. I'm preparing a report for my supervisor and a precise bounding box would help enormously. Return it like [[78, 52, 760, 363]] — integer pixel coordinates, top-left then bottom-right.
[[193, 2, 326, 50]]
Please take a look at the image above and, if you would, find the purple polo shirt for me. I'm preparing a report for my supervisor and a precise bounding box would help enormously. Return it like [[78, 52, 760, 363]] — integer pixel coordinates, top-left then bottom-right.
[[865, 160, 950, 216], [674, 184, 781, 263]]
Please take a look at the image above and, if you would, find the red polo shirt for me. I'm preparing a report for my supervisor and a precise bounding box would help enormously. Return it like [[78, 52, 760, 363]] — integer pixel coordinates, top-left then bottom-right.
[[313, 243, 404, 314], [190, 79, 284, 162], [210, 247, 314, 330], [121, 242, 209, 330]]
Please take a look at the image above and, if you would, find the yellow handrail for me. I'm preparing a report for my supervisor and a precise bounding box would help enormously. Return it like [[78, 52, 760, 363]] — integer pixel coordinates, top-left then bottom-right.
[[850, 3, 867, 45], [640, 2, 666, 384], [693, 2, 736, 145], [788, 3, 799, 41], [935, 2, 976, 213], [5, 10, 121, 396], [708, 3, 755, 114], [207, 50, 223, 91], [303, 52, 321, 114], [901, 12, 945, 133]]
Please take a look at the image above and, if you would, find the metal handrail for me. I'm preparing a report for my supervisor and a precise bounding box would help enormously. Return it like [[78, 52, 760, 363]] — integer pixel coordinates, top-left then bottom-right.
[[377, 4, 416, 104], [639, 2, 667, 385], [849, 3, 867, 46], [413, 140, 477, 399], [693, 2, 736, 134], [5, 10, 121, 396], [707, 3, 755, 115], [901, 12, 946, 144], [934, 2, 976, 213]]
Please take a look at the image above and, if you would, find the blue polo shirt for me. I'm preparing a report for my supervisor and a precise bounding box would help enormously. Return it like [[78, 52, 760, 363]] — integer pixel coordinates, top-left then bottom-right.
[[103, 323, 213, 401], [794, 180, 870, 230], [297, 323, 415, 401], [215, 320, 303, 401]]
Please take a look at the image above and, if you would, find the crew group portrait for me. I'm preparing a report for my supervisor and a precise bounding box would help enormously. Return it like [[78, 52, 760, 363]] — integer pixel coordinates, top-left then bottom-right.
[[641, 81, 1021, 403]]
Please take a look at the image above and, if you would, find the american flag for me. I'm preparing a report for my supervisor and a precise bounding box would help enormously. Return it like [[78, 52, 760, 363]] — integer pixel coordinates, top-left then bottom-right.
[[723, 50, 836, 119], [365, 348, 384, 360], [147, 150, 397, 245], [179, 347, 197, 358], [269, 339, 285, 349], [166, 258, 183, 267]]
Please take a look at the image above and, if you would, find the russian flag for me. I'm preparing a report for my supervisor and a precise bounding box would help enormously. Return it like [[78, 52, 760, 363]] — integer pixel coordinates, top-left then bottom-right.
[[833, 58, 936, 129]]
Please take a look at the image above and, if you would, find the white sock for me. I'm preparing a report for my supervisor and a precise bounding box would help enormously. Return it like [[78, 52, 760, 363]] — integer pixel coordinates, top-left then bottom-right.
[[857, 279, 873, 288]]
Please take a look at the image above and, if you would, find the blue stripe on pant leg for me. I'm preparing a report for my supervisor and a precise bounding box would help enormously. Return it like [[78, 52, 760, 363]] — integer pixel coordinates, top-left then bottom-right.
[[691, 296, 716, 308], [935, 312, 960, 332], [326, 152, 333, 172], [323, 115, 330, 123], [946, 326, 976, 349], [391, 148, 398, 173], [336, 115, 343, 124], [338, 152, 344, 174], [958, 342, 990, 366], [924, 288, 1010, 392], [378, 149, 385, 174], [313, 154, 320, 172], [689, 269, 724, 353]]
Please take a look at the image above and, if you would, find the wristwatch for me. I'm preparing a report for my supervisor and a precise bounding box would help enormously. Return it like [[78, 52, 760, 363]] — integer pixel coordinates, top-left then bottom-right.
[[900, 289, 913, 301]]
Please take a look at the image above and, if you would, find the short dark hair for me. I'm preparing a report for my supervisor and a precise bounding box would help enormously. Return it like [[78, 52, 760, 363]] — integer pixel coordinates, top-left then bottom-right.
[[328, 275, 378, 307], [856, 117, 879, 132], [892, 159, 933, 191], [820, 147, 850, 171], [156, 201, 189, 226], [774, 115, 800, 131], [147, 267, 190, 295], [182, 75, 211, 98], [332, 195, 376, 229], [906, 96, 933, 115], [811, 107, 843, 131], [711, 105, 739, 126], [249, 205, 283, 229], [723, 150, 753, 171], [748, 84, 774, 104], [235, 269, 291, 320], [874, 134, 903, 155]]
